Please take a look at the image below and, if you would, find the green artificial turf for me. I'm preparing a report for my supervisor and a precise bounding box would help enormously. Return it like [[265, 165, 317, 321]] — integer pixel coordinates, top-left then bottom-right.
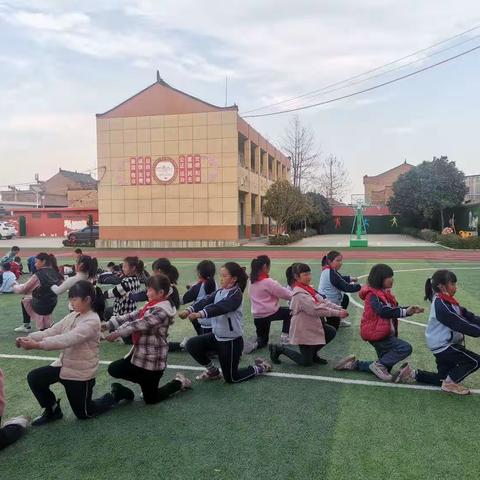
[[1, 257, 480, 479]]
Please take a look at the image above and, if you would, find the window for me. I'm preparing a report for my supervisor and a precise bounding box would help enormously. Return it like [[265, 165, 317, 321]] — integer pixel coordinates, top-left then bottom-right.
[[32, 212, 41, 218], [47, 213, 62, 219], [250, 143, 257, 172]]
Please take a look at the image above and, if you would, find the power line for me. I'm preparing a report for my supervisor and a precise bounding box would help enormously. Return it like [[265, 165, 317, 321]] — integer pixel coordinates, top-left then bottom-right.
[[241, 23, 480, 115], [242, 43, 480, 118]]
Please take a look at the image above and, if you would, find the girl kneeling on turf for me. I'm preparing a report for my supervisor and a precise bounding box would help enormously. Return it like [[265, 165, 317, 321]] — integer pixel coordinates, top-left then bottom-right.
[[318, 250, 361, 329], [105, 274, 191, 403], [269, 263, 347, 367], [335, 264, 423, 381], [393, 270, 480, 395], [246, 255, 292, 353], [18, 281, 118, 426], [180, 262, 271, 383]]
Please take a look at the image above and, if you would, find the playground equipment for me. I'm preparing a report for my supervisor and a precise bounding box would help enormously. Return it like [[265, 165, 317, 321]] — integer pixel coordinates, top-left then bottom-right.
[[350, 194, 369, 247]]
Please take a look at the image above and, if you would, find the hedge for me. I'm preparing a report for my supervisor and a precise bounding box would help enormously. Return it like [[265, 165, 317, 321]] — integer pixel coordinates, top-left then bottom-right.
[[402, 228, 480, 249], [268, 228, 317, 245]]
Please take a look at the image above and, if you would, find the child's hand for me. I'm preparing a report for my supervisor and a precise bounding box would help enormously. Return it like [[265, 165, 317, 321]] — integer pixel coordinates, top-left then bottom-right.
[[188, 312, 202, 321], [19, 338, 40, 350], [100, 323, 109, 332], [350, 277, 358, 283], [15, 337, 23, 348], [178, 310, 189, 319], [105, 331, 121, 342], [406, 306, 423, 316], [339, 309, 349, 319], [411, 306, 424, 314]]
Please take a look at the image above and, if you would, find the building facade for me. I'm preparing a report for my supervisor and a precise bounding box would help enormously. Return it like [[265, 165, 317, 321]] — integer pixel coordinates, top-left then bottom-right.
[[363, 161, 413, 206], [465, 174, 480, 204], [96, 75, 290, 247]]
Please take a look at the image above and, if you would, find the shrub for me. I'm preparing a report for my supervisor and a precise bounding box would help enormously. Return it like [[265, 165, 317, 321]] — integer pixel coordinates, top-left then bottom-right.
[[419, 229, 439, 243], [268, 228, 317, 245]]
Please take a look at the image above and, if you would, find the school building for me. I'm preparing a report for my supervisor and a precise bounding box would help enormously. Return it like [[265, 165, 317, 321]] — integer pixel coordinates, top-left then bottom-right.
[[96, 73, 291, 247]]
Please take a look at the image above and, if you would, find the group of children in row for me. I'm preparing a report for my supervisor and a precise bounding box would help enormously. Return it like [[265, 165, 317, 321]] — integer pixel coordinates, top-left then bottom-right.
[[1, 248, 480, 452]]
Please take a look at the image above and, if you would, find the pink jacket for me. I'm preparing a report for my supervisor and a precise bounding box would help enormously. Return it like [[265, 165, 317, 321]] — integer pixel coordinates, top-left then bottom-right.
[[0, 369, 4, 418], [249, 278, 292, 318], [289, 287, 343, 345], [29, 311, 101, 381]]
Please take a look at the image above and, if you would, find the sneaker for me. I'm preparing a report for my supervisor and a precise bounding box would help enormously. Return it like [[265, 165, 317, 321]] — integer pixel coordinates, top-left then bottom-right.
[[339, 319, 351, 328], [175, 372, 192, 390], [280, 333, 290, 345], [179, 337, 190, 350], [243, 338, 259, 355], [369, 361, 393, 382], [269, 344, 282, 365], [196, 369, 223, 381], [393, 362, 414, 384], [32, 400, 63, 426], [3, 415, 31, 429], [111, 383, 135, 402], [313, 356, 328, 365], [14, 324, 32, 333], [334, 354, 357, 371], [441, 380, 470, 395], [254, 357, 272, 373]]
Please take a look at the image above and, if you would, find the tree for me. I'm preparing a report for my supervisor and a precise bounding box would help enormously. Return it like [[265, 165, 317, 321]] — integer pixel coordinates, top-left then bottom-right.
[[388, 156, 467, 229], [315, 155, 350, 202], [305, 192, 332, 232], [281, 115, 319, 190], [263, 180, 311, 232]]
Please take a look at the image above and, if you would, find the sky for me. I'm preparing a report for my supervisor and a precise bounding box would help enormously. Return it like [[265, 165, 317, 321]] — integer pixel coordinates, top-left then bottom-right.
[[1, 0, 480, 200]]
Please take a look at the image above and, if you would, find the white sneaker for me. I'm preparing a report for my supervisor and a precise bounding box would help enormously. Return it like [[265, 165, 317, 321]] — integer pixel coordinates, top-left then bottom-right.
[[14, 324, 32, 333], [339, 319, 351, 328], [280, 333, 290, 345], [3, 415, 31, 429], [179, 337, 190, 350]]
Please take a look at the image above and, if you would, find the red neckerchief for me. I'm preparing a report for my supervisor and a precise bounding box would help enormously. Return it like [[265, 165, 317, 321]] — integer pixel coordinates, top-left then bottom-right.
[[132, 300, 161, 345], [438, 293, 460, 306], [258, 273, 269, 281], [322, 265, 334, 271], [295, 282, 319, 303]]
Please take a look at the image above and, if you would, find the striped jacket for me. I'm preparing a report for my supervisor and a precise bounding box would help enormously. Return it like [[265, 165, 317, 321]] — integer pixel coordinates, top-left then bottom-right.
[[107, 301, 176, 371], [105, 275, 141, 316]]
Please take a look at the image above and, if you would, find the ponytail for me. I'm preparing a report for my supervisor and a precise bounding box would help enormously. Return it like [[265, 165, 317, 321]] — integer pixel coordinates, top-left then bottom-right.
[[424, 278, 433, 302], [197, 260, 216, 295], [250, 255, 270, 284], [285, 265, 295, 287], [425, 270, 458, 302], [224, 262, 248, 292], [78, 255, 98, 279], [322, 250, 341, 267]]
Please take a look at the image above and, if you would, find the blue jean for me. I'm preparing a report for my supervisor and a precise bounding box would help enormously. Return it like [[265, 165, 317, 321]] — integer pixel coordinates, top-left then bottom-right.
[[356, 335, 412, 372]]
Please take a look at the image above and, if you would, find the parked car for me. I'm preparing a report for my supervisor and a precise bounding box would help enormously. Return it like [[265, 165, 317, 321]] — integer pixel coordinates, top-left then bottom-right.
[[62, 225, 99, 246], [0, 221, 17, 239]]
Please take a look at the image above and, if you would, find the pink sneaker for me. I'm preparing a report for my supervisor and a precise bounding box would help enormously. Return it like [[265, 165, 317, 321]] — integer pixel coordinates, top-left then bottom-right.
[[369, 361, 393, 381], [196, 369, 223, 381], [334, 354, 357, 371], [175, 373, 192, 390], [255, 357, 272, 373]]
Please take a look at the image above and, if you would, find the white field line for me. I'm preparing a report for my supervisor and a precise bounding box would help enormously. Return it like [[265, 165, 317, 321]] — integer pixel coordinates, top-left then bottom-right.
[[2, 353, 480, 395]]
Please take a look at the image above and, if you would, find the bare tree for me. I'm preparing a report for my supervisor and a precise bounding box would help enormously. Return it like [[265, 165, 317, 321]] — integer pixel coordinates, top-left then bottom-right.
[[281, 115, 319, 190], [315, 155, 350, 202]]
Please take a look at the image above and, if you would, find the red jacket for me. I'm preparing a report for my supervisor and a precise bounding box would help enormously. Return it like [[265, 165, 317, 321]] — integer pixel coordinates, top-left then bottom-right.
[[359, 285, 398, 342], [10, 261, 21, 279]]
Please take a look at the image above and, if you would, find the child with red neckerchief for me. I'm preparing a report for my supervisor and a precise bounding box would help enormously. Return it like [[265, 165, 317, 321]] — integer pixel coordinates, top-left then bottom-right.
[[269, 263, 347, 367], [334, 264, 424, 382], [393, 270, 480, 395]]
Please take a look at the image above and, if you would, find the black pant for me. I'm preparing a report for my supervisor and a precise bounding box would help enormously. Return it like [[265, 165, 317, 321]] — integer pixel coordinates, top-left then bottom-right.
[[280, 324, 337, 366], [108, 357, 182, 404], [416, 344, 480, 385], [21, 302, 31, 326], [27, 366, 114, 419], [0, 418, 25, 451], [186, 334, 257, 384], [325, 295, 349, 330], [254, 307, 291, 347]]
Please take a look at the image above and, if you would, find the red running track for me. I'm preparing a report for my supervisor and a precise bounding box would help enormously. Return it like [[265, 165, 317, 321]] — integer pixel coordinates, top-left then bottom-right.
[[19, 248, 480, 261]]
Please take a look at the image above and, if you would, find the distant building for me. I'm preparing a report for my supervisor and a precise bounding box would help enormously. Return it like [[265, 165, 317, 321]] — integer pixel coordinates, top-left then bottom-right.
[[0, 169, 98, 208], [363, 161, 413, 206], [96, 73, 291, 248], [465, 174, 480, 204]]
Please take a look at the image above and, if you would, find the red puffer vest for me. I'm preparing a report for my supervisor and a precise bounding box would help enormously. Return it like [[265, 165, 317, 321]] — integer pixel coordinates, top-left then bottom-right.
[[359, 285, 398, 342]]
